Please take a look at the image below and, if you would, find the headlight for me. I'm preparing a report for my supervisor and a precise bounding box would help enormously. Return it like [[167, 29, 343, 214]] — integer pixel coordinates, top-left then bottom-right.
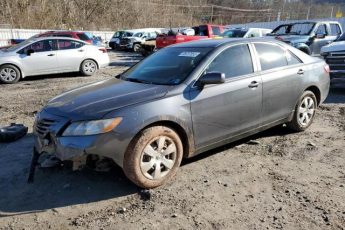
[[62, 117, 122, 136]]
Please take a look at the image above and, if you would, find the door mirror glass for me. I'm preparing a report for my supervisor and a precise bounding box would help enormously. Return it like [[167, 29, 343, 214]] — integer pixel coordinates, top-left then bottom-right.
[[26, 49, 35, 56], [199, 72, 225, 85]]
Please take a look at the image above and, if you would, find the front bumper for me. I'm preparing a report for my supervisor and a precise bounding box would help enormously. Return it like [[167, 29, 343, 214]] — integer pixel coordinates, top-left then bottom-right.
[[33, 110, 127, 167]]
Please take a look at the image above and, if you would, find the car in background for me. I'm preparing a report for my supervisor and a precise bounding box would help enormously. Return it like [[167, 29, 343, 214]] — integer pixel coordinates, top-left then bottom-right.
[[0, 37, 109, 84], [222, 27, 272, 38], [156, 24, 224, 49], [321, 32, 345, 82], [32, 38, 329, 188], [268, 21, 342, 56], [109, 30, 134, 49], [119, 28, 162, 52], [36, 31, 101, 45]]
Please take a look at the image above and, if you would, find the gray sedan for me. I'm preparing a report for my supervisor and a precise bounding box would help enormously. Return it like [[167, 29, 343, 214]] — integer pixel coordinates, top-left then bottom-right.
[[0, 37, 109, 84], [32, 38, 330, 188]]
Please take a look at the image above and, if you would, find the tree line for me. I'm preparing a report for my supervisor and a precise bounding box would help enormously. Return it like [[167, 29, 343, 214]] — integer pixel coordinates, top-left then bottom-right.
[[0, 0, 343, 31]]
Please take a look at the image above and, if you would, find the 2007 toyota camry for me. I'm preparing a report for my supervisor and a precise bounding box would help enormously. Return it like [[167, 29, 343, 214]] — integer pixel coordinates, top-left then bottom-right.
[[31, 38, 330, 188]]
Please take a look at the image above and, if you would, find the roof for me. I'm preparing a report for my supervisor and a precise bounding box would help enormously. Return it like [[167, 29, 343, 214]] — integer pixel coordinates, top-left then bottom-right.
[[168, 37, 278, 48], [28, 36, 87, 43]]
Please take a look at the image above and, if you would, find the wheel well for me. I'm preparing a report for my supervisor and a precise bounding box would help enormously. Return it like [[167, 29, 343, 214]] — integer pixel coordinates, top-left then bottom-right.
[[81, 58, 99, 69], [0, 63, 23, 78], [141, 121, 190, 158], [305, 86, 321, 105]]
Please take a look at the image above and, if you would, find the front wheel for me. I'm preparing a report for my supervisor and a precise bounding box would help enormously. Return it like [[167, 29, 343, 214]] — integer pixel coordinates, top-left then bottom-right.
[[287, 90, 317, 131], [80, 59, 97, 76], [0, 64, 21, 84], [133, 44, 141, 53], [123, 126, 183, 188]]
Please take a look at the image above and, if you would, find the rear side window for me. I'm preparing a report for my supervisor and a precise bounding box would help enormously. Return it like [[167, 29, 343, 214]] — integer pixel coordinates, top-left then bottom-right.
[[286, 51, 302, 65], [330, 24, 342, 36], [255, 43, 287, 71], [206, 44, 253, 78], [58, 40, 84, 50], [77, 33, 91, 41]]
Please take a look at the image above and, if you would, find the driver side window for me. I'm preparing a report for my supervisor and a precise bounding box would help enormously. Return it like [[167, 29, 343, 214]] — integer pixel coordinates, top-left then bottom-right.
[[206, 44, 253, 79], [20, 40, 57, 54], [316, 24, 327, 35]]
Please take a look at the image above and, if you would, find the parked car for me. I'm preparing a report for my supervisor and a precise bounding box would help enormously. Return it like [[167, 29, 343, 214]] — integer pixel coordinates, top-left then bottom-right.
[[31, 38, 329, 188], [109, 30, 134, 49], [119, 28, 162, 52], [268, 21, 342, 56], [222, 27, 272, 38], [37, 31, 100, 45], [321, 32, 345, 81], [156, 24, 224, 49], [0, 37, 109, 84]]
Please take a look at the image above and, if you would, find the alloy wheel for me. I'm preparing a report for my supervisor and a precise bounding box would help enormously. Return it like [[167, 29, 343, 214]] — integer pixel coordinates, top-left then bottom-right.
[[298, 96, 315, 126], [0, 68, 17, 82]]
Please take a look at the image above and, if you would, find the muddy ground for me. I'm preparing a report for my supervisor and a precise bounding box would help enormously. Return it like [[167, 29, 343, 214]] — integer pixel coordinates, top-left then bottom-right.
[[0, 51, 345, 230]]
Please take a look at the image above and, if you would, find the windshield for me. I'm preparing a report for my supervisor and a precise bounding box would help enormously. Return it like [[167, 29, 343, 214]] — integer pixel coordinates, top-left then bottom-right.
[[222, 29, 247, 38], [121, 47, 212, 85], [4, 39, 33, 52], [271, 22, 315, 35]]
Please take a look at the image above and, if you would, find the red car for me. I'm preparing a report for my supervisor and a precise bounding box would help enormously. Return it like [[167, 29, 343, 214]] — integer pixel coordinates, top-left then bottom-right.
[[37, 31, 95, 44]]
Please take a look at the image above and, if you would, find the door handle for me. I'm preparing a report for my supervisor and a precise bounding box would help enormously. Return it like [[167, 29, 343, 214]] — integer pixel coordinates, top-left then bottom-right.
[[47, 54, 55, 56], [297, 69, 304, 75], [248, 81, 259, 88], [78, 49, 84, 52]]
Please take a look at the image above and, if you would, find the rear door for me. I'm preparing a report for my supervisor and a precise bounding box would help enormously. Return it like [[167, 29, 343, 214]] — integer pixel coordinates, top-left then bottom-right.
[[19, 39, 58, 75], [252, 42, 304, 125], [190, 44, 262, 148], [56, 39, 86, 71]]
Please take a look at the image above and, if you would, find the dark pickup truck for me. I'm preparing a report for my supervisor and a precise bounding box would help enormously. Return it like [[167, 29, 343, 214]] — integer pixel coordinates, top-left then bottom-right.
[[268, 21, 342, 56]]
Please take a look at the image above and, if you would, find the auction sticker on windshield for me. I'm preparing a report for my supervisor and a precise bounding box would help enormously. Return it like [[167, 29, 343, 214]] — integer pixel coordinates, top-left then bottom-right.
[[179, 52, 200, 57]]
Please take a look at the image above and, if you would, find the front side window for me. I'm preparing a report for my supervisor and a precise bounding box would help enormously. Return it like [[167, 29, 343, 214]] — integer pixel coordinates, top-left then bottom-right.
[[58, 40, 84, 50], [255, 43, 288, 71], [20, 39, 57, 54], [316, 24, 327, 35], [134, 33, 143, 37], [121, 47, 212, 85], [211, 26, 221, 36], [206, 44, 253, 78]]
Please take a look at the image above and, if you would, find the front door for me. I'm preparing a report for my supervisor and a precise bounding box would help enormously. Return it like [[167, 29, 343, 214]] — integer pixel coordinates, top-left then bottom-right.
[[19, 39, 58, 75], [190, 44, 262, 149]]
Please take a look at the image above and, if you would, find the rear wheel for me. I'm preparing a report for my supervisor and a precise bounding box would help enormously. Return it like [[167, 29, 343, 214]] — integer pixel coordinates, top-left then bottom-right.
[[123, 126, 183, 188], [80, 59, 97, 76], [0, 65, 21, 84], [287, 90, 317, 131]]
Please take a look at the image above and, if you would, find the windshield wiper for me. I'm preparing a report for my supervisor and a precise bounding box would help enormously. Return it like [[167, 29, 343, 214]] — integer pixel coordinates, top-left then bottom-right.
[[125, 78, 153, 84]]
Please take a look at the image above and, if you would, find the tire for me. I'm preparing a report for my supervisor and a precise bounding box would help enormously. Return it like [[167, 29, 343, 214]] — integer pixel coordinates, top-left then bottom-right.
[[123, 126, 183, 189], [0, 64, 21, 84], [133, 43, 141, 53], [80, 59, 97, 76], [0, 123, 28, 142], [287, 90, 317, 132]]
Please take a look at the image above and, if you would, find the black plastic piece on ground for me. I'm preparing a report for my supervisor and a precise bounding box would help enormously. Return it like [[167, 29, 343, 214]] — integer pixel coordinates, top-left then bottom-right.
[[27, 147, 40, 183], [0, 123, 28, 142]]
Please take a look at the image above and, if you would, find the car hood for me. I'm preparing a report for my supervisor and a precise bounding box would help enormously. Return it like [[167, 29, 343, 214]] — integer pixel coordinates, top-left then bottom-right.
[[277, 35, 310, 44], [44, 78, 170, 120], [321, 41, 345, 53]]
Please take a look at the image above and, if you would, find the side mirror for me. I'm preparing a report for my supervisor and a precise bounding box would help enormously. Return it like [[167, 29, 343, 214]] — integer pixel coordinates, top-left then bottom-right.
[[26, 49, 35, 56], [315, 33, 326, 39], [199, 72, 225, 85]]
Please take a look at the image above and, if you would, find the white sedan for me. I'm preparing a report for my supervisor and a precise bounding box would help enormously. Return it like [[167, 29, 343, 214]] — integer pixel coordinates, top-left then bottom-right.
[[0, 37, 109, 84]]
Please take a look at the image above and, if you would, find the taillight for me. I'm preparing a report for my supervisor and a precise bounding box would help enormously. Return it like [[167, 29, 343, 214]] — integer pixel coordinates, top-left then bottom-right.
[[324, 64, 330, 74], [99, 48, 107, 53]]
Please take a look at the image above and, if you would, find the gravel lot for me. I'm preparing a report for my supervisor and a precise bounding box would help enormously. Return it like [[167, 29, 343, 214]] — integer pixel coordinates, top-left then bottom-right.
[[0, 51, 345, 230]]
